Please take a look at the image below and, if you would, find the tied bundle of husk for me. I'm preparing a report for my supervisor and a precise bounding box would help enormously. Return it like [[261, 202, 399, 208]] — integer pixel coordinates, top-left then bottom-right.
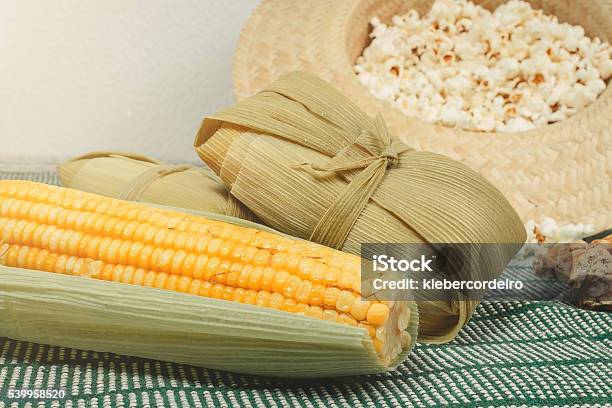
[[195, 71, 526, 343], [57, 151, 256, 221]]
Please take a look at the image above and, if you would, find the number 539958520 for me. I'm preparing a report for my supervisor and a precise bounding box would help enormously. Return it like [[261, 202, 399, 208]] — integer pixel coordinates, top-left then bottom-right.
[[7, 389, 66, 399]]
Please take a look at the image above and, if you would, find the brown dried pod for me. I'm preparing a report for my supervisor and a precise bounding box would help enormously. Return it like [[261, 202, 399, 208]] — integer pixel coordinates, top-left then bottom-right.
[[533, 234, 611, 311]]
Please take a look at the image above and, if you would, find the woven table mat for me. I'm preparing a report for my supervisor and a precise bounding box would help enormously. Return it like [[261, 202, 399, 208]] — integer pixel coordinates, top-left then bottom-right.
[[0, 171, 611, 408]]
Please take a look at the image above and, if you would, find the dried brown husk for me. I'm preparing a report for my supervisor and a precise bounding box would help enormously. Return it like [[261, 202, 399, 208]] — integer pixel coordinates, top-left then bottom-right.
[[194, 71, 526, 343], [57, 151, 256, 221], [534, 235, 611, 311]]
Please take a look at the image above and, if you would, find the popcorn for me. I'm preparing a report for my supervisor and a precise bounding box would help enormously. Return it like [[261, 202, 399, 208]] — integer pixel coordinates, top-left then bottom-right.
[[440, 104, 472, 127], [354, 0, 612, 132], [599, 60, 612, 79], [539, 217, 559, 238], [518, 217, 596, 259], [501, 116, 532, 132], [525, 218, 596, 244]]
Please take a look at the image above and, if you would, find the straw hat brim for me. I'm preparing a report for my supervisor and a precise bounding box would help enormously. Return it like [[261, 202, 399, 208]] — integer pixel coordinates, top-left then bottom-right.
[[233, 0, 612, 232]]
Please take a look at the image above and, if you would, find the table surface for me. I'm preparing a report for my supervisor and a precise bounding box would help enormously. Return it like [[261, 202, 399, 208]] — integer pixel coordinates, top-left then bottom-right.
[[0, 171, 610, 408]]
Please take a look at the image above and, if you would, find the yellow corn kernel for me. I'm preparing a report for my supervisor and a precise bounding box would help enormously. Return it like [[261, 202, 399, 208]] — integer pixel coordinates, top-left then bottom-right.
[[272, 270, 290, 293], [260, 267, 275, 292], [101, 264, 114, 281], [281, 298, 296, 313], [165, 274, 179, 292], [336, 290, 355, 313], [120, 266, 135, 284], [111, 265, 124, 282], [323, 287, 340, 308], [358, 323, 376, 338], [210, 283, 224, 299], [243, 289, 257, 305], [255, 290, 270, 307], [181, 253, 197, 277], [232, 287, 245, 303], [293, 303, 308, 315], [350, 298, 371, 322], [305, 306, 323, 320], [248, 266, 264, 290], [295, 280, 313, 304], [322, 309, 339, 322], [366, 303, 390, 326], [132, 268, 147, 286], [199, 281, 212, 298], [213, 260, 231, 285], [268, 292, 284, 309], [153, 272, 168, 289], [192, 254, 209, 280], [282, 275, 301, 298], [236, 264, 252, 288], [337, 313, 358, 326], [205, 257, 221, 281], [309, 284, 325, 306], [222, 285, 234, 301], [188, 279, 202, 295]]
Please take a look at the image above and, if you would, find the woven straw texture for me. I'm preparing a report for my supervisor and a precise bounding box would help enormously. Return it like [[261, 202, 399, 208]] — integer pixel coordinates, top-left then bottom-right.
[[233, 0, 612, 233], [0, 171, 611, 407]]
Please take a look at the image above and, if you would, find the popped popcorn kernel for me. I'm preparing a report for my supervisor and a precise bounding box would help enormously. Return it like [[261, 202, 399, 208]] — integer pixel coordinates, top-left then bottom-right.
[[354, 0, 612, 132], [517, 217, 596, 259], [525, 218, 595, 244]]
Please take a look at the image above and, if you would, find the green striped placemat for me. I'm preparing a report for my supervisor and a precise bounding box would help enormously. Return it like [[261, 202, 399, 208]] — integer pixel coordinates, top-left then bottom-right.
[[0, 172, 610, 408]]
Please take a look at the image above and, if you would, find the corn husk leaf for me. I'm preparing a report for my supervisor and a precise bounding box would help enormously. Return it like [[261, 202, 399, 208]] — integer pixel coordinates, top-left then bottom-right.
[[57, 151, 256, 221], [195, 72, 527, 343], [0, 209, 418, 378]]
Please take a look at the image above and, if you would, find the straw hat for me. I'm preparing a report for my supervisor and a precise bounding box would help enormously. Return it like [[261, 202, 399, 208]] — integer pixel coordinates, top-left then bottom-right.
[[233, 0, 612, 232]]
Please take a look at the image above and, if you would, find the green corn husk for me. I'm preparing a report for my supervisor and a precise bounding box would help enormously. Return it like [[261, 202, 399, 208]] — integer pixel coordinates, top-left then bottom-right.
[[0, 208, 419, 378], [57, 151, 256, 221], [0, 269, 419, 378], [195, 71, 527, 343]]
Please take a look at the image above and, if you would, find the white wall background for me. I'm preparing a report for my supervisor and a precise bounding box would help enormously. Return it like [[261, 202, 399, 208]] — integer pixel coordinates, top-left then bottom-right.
[[0, 0, 259, 167]]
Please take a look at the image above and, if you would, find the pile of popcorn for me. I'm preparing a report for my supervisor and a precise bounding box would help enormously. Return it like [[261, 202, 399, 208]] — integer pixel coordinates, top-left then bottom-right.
[[354, 0, 612, 132]]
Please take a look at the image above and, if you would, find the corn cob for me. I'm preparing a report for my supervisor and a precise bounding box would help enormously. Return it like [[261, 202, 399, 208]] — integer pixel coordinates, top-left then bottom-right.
[[0, 180, 412, 365]]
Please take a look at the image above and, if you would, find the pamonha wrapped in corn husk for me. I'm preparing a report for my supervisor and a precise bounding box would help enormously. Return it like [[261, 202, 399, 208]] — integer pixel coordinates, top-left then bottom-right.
[[195, 71, 526, 343], [58, 151, 256, 221]]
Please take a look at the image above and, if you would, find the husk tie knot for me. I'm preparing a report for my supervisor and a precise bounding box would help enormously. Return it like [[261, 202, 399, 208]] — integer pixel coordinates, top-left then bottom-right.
[[380, 146, 399, 167], [295, 114, 410, 178], [303, 113, 412, 249]]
